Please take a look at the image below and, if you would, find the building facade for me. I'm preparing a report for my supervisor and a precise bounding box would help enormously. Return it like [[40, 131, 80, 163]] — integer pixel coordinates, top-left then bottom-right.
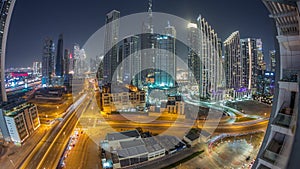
[[42, 38, 55, 86], [255, 1, 300, 169], [224, 31, 262, 98], [187, 22, 201, 85], [32, 62, 42, 75], [101, 85, 146, 113], [0, 101, 40, 144], [118, 36, 141, 86], [155, 23, 177, 88], [0, 0, 16, 102], [64, 49, 70, 76], [270, 50, 276, 72], [224, 31, 242, 90], [72, 44, 87, 77], [187, 16, 224, 101], [240, 38, 259, 90], [55, 34, 64, 77]]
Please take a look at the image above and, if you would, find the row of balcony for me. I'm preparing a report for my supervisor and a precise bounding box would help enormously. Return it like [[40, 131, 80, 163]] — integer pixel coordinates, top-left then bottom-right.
[[259, 96, 297, 168], [262, 133, 285, 164]]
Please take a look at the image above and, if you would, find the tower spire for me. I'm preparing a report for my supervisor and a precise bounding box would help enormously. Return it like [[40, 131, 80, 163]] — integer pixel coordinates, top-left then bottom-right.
[[148, 0, 153, 33]]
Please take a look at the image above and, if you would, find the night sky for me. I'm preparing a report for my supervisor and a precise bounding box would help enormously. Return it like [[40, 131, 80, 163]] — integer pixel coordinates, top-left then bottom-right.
[[6, 0, 275, 68]]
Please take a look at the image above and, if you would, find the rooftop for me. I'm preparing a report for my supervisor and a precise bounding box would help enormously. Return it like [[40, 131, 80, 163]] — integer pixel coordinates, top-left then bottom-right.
[[117, 145, 148, 158], [143, 137, 165, 153], [106, 130, 140, 141], [155, 135, 184, 151], [1, 99, 35, 117], [185, 128, 200, 141], [120, 139, 144, 149]]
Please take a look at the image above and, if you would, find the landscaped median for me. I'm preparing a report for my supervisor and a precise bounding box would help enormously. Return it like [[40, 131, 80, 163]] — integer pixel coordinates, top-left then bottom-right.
[[162, 150, 205, 169]]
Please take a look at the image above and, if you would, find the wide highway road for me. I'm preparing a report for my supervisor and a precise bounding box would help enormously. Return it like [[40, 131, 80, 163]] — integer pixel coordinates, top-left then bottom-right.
[[38, 93, 93, 169], [19, 92, 89, 169]]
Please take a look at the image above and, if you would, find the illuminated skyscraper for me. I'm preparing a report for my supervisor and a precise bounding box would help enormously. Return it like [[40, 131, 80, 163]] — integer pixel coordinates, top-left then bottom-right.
[[187, 17, 224, 100], [269, 50, 276, 72], [187, 23, 201, 85], [240, 38, 259, 90], [73, 44, 87, 77], [224, 31, 242, 90], [64, 49, 70, 75], [197, 16, 223, 100], [55, 34, 64, 77], [103, 10, 120, 84], [32, 62, 42, 75], [0, 0, 16, 102], [141, 0, 156, 82], [42, 38, 55, 86], [256, 39, 266, 75], [119, 36, 141, 86], [155, 23, 176, 88]]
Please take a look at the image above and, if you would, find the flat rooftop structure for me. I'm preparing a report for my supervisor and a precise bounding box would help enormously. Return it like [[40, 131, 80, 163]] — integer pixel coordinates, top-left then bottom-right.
[[186, 129, 200, 141], [103, 84, 143, 94], [0, 99, 26, 111], [117, 145, 148, 158], [155, 135, 184, 151], [120, 139, 144, 149], [0, 100, 35, 117], [106, 130, 140, 141], [143, 137, 165, 153]]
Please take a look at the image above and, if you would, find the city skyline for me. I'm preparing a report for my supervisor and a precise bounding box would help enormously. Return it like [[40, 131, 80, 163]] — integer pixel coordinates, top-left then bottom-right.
[[7, 0, 274, 68], [0, 1, 299, 169]]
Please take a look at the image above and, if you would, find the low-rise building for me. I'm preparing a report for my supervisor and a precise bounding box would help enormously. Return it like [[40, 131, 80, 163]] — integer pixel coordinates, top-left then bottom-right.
[[101, 85, 146, 113], [163, 96, 185, 114], [101, 130, 185, 169], [143, 137, 165, 160], [0, 100, 40, 144], [34, 87, 64, 101]]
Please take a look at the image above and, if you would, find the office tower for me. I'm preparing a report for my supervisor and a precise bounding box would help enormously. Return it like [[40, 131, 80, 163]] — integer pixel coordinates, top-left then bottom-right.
[[154, 23, 176, 88], [240, 38, 259, 90], [224, 31, 242, 90], [103, 10, 120, 84], [254, 1, 300, 169], [32, 62, 42, 75], [269, 50, 276, 72], [64, 49, 70, 75], [119, 36, 141, 86], [0, 0, 16, 102], [42, 38, 55, 86], [55, 34, 64, 77]]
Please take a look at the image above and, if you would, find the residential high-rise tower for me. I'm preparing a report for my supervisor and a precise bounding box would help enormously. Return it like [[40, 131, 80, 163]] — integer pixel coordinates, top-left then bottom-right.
[[0, 0, 16, 102]]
